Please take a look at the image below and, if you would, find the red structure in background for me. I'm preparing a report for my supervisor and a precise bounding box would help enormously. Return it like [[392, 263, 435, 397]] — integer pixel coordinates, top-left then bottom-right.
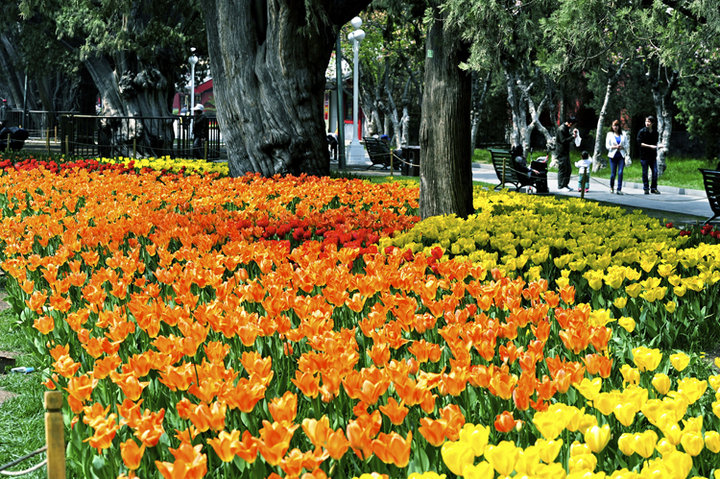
[[173, 79, 215, 113]]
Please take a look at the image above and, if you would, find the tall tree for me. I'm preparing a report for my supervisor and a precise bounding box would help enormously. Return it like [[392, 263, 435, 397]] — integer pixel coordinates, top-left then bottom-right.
[[20, 0, 204, 155], [200, 1, 370, 177], [418, 2, 473, 219]]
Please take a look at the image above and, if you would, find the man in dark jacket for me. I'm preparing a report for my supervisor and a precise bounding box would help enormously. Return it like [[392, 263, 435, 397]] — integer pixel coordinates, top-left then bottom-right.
[[637, 115, 660, 194], [554, 116, 577, 191], [192, 104, 209, 159]]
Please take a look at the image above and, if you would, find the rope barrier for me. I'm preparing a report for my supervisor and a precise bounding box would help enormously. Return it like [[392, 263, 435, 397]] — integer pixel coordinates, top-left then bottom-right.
[[0, 447, 46, 476]]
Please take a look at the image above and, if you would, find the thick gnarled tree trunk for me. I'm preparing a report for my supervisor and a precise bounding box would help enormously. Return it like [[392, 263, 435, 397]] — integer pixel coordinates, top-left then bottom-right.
[[85, 55, 174, 157], [419, 7, 473, 219], [201, 0, 369, 177]]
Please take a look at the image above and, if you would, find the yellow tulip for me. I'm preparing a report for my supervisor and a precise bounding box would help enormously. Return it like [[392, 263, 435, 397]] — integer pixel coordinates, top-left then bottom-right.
[[593, 392, 619, 416], [584, 424, 611, 453], [664, 300, 676, 313], [613, 402, 637, 427], [617, 433, 634, 456], [618, 316, 635, 333], [669, 352, 690, 371], [458, 423, 490, 456], [652, 373, 671, 395], [677, 378, 708, 404], [655, 438, 676, 457], [569, 440, 591, 457], [575, 378, 603, 401], [660, 451, 693, 478], [568, 453, 597, 473], [535, 438, 563, 464], [683, 415, 703, 433], [441, 440, 475, 476], [680, 431, 704, 456], [409, 474, 447, 479], [533, 462, 567, 478], [633, 430, 658, 458], [462, 461, 494, 479], [625, 283, 642, 298], [713, 400, 720, 418], [620, 364, 640, 385], [705, 430, 720, 453], [662, 422, 683, 446], [613, 296, 628, 309], [715, 357, 720, 370], [484, 441, 518, 476], [708, 375, 720, 392], [514, 446, 540, 475], [632, 347, 662, 372]]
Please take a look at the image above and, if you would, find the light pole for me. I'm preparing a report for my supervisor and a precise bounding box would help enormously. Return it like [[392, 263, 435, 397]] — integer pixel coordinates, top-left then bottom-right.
[[188, 48, 199, 114], [346, 16, 366, 165]]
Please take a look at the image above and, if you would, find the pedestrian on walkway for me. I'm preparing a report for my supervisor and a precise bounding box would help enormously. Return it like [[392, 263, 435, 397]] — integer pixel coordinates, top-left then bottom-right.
[[192, 104, 209, 159], [555, 115, 578, 192], [637, 115, 660, 194], [575, 151, 592, 192], [605, 119, 629, 195]]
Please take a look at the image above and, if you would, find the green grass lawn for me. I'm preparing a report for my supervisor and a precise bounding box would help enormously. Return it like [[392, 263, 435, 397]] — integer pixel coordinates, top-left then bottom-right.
[[473, 149, 717, 190], [0, 298, 45, 479]]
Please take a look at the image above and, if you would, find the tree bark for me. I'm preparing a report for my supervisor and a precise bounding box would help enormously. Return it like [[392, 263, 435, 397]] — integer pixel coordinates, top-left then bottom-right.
[[650, 68, 677, 177], [419, 6, 473, 219], [84, 54, 175, 157], [201, 0, 370, 177], [470, 71, 491, 150], [592, 60, 628, 172]]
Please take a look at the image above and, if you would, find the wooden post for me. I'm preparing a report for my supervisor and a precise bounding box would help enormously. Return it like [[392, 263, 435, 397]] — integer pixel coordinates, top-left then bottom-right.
[[46, 129, 50, 155], [5, 134, 9, 153], [204, 140, 208, 161], [54, 126, 58, 143], [133, 138, 137, 159], [45, 391, 65, 479], [65, 136, 69, 155]]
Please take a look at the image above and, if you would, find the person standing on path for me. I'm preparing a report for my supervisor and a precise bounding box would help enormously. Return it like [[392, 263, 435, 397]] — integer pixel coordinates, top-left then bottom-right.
[[605, 119, 629, 195], [192, 104, 209, 159], [555, 116, 578, 191], [637, 115, 660, 194]]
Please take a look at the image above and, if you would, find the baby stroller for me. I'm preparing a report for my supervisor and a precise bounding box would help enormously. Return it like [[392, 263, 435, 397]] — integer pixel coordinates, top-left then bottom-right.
[[0, 125, 29, 151]]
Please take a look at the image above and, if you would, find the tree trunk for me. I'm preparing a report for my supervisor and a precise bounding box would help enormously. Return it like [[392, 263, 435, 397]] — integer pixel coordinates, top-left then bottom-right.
[[419, 6, 473, 219], [470, 71, 491, 150], [201, 0, 369, 177], [84, 55, 174, 157], [651, 68, 677, 177], [592, 60, 628, 172]]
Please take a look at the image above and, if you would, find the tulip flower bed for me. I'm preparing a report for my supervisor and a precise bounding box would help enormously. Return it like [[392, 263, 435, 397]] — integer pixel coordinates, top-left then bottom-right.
[[1, 163, 720, 478], [382, 190, 720, 352]]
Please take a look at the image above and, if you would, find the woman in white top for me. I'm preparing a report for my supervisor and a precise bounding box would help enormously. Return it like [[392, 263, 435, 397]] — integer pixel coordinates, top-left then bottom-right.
[[605, 119, 629, 195]]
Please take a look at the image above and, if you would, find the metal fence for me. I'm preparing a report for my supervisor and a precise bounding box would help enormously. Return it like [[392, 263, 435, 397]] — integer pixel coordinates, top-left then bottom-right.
[[58, 114, 222, 160], [0, 110, 74, 140]]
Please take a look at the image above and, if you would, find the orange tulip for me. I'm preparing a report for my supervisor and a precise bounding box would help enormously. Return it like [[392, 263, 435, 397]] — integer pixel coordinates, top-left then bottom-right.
[[494, 411, 518, 433], [379, 397, 409, 425], [257, 420, 299, 466], [207, 430, 240, 462], [155, 443, 207, 479], [268, 391, 298, 423], [120, 439, 145, 470], [372, 431, 412, 468]]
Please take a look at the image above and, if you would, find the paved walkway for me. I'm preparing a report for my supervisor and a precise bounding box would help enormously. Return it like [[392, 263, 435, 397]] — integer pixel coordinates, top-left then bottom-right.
[[470, 163, 713, 223], [338, 159, 714, 225]]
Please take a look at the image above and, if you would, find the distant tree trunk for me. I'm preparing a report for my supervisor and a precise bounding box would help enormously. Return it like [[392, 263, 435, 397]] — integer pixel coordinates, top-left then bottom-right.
[[419, 6, 473, 219], [592, 59, 628, 172], [84, 55, 174, 156], [470, 71, 491, 150], [201, 0, 370, 177], [650, 68, 677, 177], [0, 35, 26, 108]]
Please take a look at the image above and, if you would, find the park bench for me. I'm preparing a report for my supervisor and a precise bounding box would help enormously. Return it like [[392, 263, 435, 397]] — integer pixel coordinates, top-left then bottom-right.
[[699, 168, 720, 225], [363, 137, 401, 169], [489, 148, 530, 191]]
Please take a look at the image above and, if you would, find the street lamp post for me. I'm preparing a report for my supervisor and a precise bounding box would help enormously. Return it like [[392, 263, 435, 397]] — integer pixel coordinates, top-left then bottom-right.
[[188, 48, 199, 114], [346, 17, 366, 165]]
